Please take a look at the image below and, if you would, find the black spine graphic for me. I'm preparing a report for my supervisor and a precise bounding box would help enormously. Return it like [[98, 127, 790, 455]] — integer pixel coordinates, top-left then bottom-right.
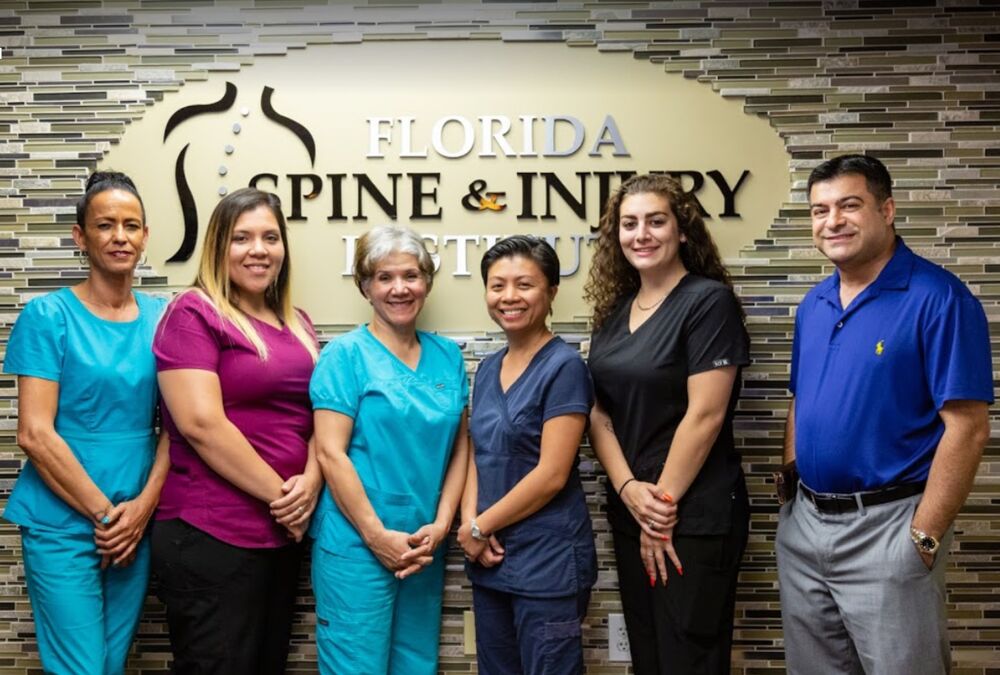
[[261, 86, 316, 166], [167, 144, 198, 263], [163, 82, 237, 141]]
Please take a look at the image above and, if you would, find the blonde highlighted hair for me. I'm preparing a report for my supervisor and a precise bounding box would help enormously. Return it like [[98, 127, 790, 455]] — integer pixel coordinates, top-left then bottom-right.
[[190, 187, 317, 362]]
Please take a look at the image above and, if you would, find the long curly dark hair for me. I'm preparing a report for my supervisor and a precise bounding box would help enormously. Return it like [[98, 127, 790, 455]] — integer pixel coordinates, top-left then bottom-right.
[[584, 173, 739, 331]]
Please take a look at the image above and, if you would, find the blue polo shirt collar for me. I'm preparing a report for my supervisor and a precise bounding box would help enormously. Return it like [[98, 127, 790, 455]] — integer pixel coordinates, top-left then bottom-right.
[[816, 236, 915, 310]]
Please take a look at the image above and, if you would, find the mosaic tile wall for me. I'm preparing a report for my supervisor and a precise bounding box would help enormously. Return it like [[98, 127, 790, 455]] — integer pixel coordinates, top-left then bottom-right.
[[1, 1, 998, 672]]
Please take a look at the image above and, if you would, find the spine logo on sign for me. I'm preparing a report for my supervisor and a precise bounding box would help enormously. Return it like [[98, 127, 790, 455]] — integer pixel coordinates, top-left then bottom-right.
[[163, 82, 315, 263]]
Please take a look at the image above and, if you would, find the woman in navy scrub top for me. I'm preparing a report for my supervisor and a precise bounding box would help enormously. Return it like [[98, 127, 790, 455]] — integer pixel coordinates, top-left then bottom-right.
[[585, 174, 750, 674], [457, 235, 596, 675]]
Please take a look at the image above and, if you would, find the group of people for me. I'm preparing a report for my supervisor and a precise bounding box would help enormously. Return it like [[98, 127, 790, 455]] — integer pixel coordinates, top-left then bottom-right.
[[2, 153, 991, 675]]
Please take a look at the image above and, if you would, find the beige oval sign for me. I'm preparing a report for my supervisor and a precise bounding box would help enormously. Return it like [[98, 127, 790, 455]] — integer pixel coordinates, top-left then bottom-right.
[[103, 41, 789, 331]]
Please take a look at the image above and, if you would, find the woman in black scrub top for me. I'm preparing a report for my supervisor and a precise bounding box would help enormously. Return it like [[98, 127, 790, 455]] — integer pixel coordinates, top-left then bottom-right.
[[585, 173, 750, 674]]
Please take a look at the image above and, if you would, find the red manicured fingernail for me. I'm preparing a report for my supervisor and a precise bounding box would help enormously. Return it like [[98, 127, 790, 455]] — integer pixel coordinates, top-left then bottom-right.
[[660, 535, 670, 542], [648, 574, 655, 587], [661, 493, 674, 503], [677, 565, 684, 576]]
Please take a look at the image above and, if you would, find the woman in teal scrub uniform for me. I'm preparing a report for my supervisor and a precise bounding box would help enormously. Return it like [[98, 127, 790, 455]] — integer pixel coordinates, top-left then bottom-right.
[[3, 171, 170, 674], [309, 225, 469, 674]]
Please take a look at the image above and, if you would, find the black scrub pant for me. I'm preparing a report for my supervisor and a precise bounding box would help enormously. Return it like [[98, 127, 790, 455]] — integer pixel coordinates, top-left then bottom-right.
[[612, 485, 749, 675], [151, 518, 303, 675]]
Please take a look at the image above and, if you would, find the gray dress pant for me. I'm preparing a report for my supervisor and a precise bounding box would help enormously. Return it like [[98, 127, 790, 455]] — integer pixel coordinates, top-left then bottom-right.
[[776, 487, 951, 675]]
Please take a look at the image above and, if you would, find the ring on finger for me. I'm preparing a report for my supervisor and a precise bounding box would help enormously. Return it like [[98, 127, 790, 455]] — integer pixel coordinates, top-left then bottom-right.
[[296, 506, 304, 513], [648, 519, 656, 529]]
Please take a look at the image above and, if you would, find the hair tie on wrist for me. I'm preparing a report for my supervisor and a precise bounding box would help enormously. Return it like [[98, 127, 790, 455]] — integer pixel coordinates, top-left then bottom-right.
[[617, 477, 636, 497]]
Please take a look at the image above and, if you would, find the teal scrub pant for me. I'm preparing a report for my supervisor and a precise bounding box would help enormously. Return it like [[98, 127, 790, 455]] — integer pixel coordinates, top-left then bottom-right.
[[21, 526, 150, 675], [312, 546, 444, 675]]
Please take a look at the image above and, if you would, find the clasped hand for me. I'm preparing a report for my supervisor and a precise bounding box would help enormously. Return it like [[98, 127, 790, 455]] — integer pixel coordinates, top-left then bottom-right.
[[456, 519, 505, 568], [621, 480, 678, 538], [269, 473, 320, 542], [93, 496, 155, 569], [621, 480, 683, 584], [370, 522, 447, 579]]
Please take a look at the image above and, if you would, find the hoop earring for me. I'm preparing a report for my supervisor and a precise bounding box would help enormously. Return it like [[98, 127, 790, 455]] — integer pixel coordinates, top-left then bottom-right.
[[137, 250, 148, 266]]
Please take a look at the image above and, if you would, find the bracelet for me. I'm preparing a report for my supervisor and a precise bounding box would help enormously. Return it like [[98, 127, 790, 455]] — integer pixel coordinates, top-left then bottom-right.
[[617, 477, 636, 498]]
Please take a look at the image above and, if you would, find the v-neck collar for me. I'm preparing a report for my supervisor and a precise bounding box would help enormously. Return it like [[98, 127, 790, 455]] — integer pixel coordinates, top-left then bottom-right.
[[363, 323, 424, 374], [625, 273, 691, 336], [496, 335, 560, 396]]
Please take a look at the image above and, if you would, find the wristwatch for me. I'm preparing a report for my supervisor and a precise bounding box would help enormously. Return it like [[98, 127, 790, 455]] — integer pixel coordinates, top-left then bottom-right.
[[910, 526, 940, 555], [470, 518, 488, 542]]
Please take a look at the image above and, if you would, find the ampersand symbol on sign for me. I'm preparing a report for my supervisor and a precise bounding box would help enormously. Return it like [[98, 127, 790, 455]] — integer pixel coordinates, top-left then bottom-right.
[[462, 180, 506, 212], [462, 180, 487, 211]]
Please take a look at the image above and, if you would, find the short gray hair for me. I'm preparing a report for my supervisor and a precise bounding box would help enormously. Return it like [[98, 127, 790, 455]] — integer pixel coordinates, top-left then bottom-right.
[[353, 225, 436, 296]]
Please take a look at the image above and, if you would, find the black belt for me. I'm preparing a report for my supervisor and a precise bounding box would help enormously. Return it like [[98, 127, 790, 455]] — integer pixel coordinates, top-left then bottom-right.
[[800, 481, 925, 514]]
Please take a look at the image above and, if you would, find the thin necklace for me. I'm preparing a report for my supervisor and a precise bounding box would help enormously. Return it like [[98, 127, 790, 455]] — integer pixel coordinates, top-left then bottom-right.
[[635, 292, 668, 311]]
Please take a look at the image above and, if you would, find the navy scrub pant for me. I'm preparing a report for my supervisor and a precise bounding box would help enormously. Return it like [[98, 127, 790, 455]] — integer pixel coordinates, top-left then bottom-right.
[[472, 584, 591, 675]]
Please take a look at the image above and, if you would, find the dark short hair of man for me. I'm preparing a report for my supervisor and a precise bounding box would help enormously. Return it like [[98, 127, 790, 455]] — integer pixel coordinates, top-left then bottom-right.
[[807, 154, 893, 204]]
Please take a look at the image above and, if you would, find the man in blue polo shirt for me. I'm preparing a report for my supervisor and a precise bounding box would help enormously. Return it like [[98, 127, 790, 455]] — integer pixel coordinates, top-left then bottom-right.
[[777, 154, 992, 674]]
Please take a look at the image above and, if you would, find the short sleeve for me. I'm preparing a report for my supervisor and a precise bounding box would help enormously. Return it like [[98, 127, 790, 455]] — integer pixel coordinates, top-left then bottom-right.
[[684, 287, 750, 375], [541, 353, 594, 423], [924, 295, 994, 407], [310, 339, 361, 417], [4, 296, 66, 382], [153, 292, 223, 372]]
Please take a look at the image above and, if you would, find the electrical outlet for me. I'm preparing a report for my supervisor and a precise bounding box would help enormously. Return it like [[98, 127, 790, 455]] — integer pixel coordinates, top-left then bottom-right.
[[607, 612, 631, 662]]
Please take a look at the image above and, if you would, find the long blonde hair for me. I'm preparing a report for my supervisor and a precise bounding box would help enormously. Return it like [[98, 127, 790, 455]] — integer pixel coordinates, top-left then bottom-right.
[[191, 187, 317, 362]]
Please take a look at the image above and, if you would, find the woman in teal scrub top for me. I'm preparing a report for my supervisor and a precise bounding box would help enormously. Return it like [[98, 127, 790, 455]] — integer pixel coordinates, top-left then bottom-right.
[[309, 225, 469, 674], [3, 171, 170, 674]]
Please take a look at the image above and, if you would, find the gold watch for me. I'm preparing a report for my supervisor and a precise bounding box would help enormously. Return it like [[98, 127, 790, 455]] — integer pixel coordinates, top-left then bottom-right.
[[909, 526, 939, 555]]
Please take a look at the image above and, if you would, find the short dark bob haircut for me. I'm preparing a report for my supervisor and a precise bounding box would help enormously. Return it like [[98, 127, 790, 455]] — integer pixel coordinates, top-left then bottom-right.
[[480, 235, 560, 288]]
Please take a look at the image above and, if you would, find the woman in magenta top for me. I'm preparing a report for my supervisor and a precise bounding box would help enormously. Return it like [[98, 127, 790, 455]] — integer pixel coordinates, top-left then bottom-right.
[[151, 188, 319, 674]]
